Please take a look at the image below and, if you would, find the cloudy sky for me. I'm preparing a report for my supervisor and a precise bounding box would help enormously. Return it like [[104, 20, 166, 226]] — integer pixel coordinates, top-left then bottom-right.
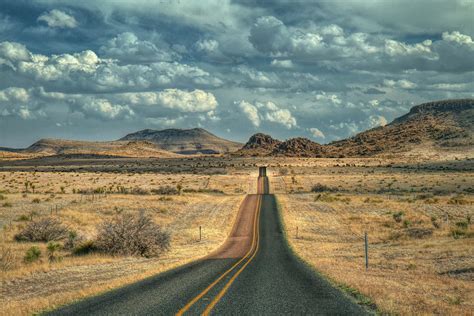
[[0, 0, 473, 147]]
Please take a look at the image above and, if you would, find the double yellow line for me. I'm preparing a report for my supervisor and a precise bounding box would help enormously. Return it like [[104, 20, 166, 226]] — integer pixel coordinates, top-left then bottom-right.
[[176, 195, 262, 316]]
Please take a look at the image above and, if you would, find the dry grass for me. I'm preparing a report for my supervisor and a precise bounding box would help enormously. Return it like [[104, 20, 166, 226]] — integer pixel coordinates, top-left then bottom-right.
[[278, 190, 474, 315], [0, 171, 248, 315]]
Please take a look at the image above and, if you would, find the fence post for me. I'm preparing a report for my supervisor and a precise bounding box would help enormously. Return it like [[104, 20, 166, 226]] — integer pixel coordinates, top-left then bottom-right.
[[296, 226, 299, 239], [199, 226, 202, 242], [364, 231, 369, 271]]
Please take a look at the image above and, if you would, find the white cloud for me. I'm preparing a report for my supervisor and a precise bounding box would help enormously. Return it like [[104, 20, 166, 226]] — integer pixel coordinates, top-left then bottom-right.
[[237, 100, 260, 127], [315, 92, 342, 105], [309, 127, 325, 139], [383, 79, 417, 89], [37, 10, 78, 29], [270, 59, 293, 68], [195, 39, 220, 54], [77, 98, 134, 120], [100, 32, 178, 62], [368, 115, 388, 127], [0, 41, 222, 93], [237, 100, 297, 129]]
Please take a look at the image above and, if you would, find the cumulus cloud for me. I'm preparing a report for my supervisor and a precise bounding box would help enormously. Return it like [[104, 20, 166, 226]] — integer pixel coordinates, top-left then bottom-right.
[[237, 100, 297, 129], [270, 59, 293, 68], [368, 115, 388, 127], [309, 127, 325, 139], [315, 92, 342, 105], [384, 79, 417, 89], [237, 100, 260, 127], [249, 16, 474, 72], [100, 32, 178, 63], [123, 89, 217, 113], [0, 41, 222, 93], [37, 10, 78, 29]]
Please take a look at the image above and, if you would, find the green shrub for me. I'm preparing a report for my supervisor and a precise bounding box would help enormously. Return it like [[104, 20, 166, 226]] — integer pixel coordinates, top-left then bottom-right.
[[47, 242, 62, 262], [451, 228, 466, 239], [393, 211, 404, 223], [24, 246, 41, 263], [455, 221, 468, 229], [73, 240, 97, 255]]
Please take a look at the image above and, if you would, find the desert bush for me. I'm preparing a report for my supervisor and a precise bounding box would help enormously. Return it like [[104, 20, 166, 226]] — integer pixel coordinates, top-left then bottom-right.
[[32, 198, 40, 204], [0, 194, 6, 200], [95, 211, 170, 257], [182, 188, 224, 194], [16, 214, 30, 222], [24, 246, 41, 263], [73, 240, 97, 255], [47, 242, 62, 262], [279, 168, 289, 175], [393, 211, 404, 223], [455, 221, 468, 229], [15, 218, 69, 242], [151, 186, 179, 195], [0, 247, 16, 271], [448, 195, 470, 205], [406, 228, 433, 239], [64, 231, 82, 250], [451, 228, 466, 239], [311, 183, 336, 193], [2, 202, 12, 207]]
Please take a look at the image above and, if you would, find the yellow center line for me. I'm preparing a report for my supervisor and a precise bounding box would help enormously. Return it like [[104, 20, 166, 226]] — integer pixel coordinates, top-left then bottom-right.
[[175, 194, 261, 316], [202, 195, 262, 315]]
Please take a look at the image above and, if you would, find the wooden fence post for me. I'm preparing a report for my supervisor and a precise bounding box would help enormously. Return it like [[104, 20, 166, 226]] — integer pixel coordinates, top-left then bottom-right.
[[364, 231, 369, 271]]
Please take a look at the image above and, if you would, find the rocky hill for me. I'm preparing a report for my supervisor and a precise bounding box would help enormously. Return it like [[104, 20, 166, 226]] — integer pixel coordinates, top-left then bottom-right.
[[237, 99, 473, 158], [120, 128, 242, 154], [329, 99, 473, 157]]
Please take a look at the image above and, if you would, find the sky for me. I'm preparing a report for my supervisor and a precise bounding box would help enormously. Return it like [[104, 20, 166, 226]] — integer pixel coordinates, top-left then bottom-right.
[[0, 0, 473, 147]]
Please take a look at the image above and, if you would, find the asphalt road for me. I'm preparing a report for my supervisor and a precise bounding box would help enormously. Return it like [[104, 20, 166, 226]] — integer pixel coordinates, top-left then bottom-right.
[[48, 176, 367, 315]]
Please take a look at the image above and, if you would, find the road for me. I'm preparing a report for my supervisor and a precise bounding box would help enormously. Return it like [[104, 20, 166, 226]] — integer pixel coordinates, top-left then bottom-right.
[[49, 174, 366, 315]]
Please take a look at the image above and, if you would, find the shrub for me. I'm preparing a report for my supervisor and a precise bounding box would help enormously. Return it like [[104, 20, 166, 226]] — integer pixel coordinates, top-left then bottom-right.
[[2, 202, 12, 207], [455, 221, 468, 230], [24, 246, 41, 263], [151, 186, 179, 195], [16, 214, 30, 222], [15, 218, 69, 242], [0, 194, 5, 200], [47, 242, 62, 262], [32, 198, 40, 204], [73, 240, 97, 255], [0, 247, 16, 271], [311, 183, 335, 193], [95, 211, 170, 257], [406, 228, 433, 239], [393, 211, 404, 223], [451, 228, 466, 239]]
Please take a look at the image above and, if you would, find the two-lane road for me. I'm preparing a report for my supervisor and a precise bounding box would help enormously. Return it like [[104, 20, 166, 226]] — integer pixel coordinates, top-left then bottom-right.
[[49, 174, 366, 315]]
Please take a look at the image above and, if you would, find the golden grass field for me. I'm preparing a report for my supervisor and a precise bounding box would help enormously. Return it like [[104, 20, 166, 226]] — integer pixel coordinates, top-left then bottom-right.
[[276, 169, 473, 315], [0, 171, 251, 315], [0, 156, 472, 315]]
